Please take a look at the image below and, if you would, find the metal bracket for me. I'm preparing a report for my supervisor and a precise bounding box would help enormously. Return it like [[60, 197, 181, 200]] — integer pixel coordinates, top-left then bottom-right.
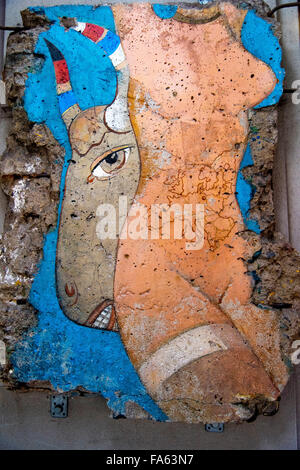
[[205, 423, 224, 433], [50, 394, 68, 418]]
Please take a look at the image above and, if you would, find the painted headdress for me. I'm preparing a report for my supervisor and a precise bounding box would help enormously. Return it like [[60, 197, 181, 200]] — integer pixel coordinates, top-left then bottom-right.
[[44, 39, 81, 128], [45, 22, 131, 133]]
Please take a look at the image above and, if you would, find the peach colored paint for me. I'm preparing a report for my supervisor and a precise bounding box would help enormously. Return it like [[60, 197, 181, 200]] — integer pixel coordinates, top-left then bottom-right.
[[113, 4, 288, 422]]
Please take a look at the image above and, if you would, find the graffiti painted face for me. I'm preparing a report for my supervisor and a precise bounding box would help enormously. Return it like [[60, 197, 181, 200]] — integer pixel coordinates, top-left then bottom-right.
[[57, 106, 139, 330], [45, 30, 140, 330]]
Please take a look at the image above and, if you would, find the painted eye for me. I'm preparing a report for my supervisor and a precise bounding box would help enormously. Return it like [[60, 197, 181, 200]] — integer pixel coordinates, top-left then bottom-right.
[[88, 146, 131, 181]]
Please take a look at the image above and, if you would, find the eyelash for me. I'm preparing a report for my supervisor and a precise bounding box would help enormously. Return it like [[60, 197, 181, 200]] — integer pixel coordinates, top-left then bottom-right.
[[88, 147, 131, 181]]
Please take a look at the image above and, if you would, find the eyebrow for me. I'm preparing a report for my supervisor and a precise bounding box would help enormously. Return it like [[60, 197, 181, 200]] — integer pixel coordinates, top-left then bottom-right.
[[73, 126, 132, 157], [72, 131, 109, 157]]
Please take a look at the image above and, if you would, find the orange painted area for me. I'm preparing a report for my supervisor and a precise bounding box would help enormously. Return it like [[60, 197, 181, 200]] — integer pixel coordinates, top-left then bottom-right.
[[113, 3, 288, 420]]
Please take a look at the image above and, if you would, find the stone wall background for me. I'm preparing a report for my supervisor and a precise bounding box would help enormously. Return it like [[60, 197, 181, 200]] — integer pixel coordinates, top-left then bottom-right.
[[0, 10, 64, 371]]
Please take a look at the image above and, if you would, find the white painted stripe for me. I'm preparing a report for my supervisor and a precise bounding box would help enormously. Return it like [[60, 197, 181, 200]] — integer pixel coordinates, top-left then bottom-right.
[[138, 325, 227, 396], [105, 95, 131, 132], [72, 22, 86, 33], [109, 44, 126, 68]]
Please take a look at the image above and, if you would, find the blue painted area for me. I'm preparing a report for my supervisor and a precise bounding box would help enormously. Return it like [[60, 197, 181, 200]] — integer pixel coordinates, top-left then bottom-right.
[[58, 90, 77, 114], [100, 30, 121, 55], [241, 10, 284, 108], [11, 4, 167, 421], [236, 144, 260, 234], [152, 4, 178, 19]]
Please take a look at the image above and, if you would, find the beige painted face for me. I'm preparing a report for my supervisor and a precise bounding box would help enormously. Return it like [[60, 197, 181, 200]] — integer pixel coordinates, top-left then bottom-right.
[[56, 104, 140, 328]]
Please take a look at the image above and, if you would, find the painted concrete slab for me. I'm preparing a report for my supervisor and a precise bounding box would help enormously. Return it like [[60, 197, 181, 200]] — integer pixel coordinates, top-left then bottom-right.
[[0, 0, 299, 450], [0, 0, 298, 436]]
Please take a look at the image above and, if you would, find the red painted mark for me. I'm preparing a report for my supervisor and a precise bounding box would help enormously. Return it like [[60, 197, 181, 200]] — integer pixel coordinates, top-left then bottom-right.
[[83, 23, 105, 43], [65, 282, 78, 307], [54, 59, 70, 84], [65, 283, 75, 297], [87, 174, 95, 184]]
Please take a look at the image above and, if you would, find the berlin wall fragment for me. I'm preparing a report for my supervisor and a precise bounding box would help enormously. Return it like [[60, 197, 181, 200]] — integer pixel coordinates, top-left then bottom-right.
[[0, 2, 299, 423]]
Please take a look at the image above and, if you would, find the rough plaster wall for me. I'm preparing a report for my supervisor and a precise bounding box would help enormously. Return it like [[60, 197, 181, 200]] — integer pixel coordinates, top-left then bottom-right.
[[245, 108, 300, 362], [0, 10, 63, 361], [0, 110, 9, 233], [274, 7, 300, 446], [0, 1, 299, 424]]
